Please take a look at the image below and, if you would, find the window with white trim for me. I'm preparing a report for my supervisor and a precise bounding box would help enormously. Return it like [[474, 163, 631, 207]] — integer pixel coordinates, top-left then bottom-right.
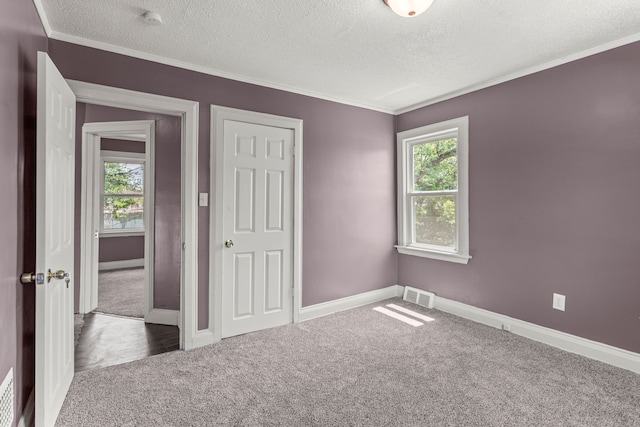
[[396, 116, 470, 264], [100, 151, 145, 235]]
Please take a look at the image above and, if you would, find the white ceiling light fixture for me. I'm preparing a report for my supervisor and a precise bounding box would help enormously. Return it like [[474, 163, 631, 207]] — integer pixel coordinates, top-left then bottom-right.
[[384, 0, 434, 17], [142, 11, 163, 26]]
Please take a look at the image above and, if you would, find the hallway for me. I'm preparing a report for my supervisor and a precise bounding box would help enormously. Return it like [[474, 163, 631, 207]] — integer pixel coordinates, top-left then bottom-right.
[[75, 313, 179, 372]]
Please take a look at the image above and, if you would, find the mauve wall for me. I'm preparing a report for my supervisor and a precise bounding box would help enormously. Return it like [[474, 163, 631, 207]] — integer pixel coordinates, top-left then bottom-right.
[[397, 41, 640, 353], [49, 40, 397, 329], [0, 0, 47, 424], [101, 137, 145, 154], [75, 104, 181, 311], [99, 138, 145, 264], [98, 237, 144, 262]]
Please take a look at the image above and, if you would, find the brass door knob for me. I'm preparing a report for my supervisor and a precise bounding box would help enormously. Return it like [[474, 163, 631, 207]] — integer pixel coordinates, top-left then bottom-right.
[[21, 273, 36, 284], [21, 269, 69, 285], [225, 240, 234, 248], [47, 269, 69, 283]]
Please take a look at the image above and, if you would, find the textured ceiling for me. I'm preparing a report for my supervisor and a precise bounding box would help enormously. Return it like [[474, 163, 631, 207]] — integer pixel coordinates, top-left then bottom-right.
[[37, 0, 640, 113]]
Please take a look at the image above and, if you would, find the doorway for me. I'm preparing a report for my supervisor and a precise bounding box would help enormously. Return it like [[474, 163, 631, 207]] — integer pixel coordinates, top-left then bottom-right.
[[75, 113, 181, 371], [79, 120, 156, 322], [69, 79, 204, 350]]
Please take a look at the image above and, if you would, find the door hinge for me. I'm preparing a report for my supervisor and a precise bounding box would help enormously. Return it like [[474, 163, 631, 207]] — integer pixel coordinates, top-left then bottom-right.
[[290, 145, 295, 156]]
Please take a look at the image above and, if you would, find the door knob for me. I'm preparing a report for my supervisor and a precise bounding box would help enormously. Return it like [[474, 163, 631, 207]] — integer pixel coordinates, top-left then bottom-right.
[[21, 273, 36, 284], [225, 240, 234, 248], [47, 269, 69, 283], [21, 269, 68, 284]]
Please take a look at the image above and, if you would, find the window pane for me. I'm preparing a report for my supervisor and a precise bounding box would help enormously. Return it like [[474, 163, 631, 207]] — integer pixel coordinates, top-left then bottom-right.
[[103, 196, 144, 230], [413, 195, 456, 248], [413, 138, 457, 191], [104, 162, 144, 195]]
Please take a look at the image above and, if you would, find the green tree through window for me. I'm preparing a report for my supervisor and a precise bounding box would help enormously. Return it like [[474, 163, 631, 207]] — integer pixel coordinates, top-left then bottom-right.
[[412, 138, 457, 247], [103, 161, 144, 230]]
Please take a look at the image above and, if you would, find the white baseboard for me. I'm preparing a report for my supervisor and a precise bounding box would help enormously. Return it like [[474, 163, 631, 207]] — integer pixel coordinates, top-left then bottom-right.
[[17, 388, 34, 427], [183, 286, 404, 350], [98, 258, 144, 271], [434, 296, 640, 374], [299, 285, 404, 322], [187, 329, 217, 350], [145, 308, 179, 326]]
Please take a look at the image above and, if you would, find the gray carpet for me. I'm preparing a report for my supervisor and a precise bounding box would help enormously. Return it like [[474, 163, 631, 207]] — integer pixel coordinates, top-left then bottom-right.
[[96, 268, 145, 318], [57, 298, 640, 426]]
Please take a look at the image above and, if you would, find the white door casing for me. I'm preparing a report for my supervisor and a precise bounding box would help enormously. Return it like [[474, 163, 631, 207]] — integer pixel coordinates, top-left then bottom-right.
[[221, 121, 294, 338], [35, 51, 76, 427], [79, 121, 167, 324], [68, 80, 201, 349]]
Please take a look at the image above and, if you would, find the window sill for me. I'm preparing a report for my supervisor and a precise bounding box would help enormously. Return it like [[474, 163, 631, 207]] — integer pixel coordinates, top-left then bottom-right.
[[100, 230, 145, 238], [395, 245, 471, 264]]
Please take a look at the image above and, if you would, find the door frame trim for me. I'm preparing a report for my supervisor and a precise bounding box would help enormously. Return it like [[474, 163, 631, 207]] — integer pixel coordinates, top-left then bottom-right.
[[210, 106, 303, 342], [69, 80, 203, 350], [79, 120, 162, 324]]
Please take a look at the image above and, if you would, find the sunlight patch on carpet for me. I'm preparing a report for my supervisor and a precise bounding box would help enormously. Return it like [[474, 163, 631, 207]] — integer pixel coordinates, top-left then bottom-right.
[[373, 306, 423, 326], [386, 303, 435, 322]]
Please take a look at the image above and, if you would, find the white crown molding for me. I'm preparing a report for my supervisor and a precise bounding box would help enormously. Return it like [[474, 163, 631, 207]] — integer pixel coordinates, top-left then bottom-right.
[[41, 18, 640, 115], [396, 31, 640, 114], [48, 31, 395, 115], [434, 296, 640, 374], [32, 0, 52, 37]]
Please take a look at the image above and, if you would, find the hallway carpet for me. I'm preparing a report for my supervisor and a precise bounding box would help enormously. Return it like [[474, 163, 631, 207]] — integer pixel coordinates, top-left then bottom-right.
[[57, 298, 640, 426], [96, 268, 144, 318]]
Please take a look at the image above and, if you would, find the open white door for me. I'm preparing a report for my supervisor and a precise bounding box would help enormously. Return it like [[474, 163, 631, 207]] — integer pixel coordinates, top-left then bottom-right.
[[34, 51, 76, 427], [221, 120, 294, 338]]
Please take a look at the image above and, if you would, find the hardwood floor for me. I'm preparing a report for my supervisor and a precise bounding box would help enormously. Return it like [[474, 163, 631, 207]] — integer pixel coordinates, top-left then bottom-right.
[[75, 312, 179, 372]]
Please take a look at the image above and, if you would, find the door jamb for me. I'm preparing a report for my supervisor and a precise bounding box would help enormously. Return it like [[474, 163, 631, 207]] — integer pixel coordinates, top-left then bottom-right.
[[209, 105, 303, 342], [79, 120, 158, 324], [69, 80, 206, 350]]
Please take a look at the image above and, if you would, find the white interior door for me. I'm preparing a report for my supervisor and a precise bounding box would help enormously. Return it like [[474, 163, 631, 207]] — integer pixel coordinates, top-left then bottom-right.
[[222, 120, 294, 338], [35, 51, 76, 427]]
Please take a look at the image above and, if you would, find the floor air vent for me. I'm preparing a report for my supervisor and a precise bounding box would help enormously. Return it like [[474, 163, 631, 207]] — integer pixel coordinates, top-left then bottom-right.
[[0, 368, 13, 427], [403, 286, 436, 309]]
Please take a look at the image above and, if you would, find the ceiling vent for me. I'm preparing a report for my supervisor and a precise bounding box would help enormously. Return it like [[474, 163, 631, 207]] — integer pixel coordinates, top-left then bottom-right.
[[403, 286, 435, 309]]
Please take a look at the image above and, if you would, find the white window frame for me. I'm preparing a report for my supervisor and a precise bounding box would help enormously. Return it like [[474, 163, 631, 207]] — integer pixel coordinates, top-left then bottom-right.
[[395, 116, 471, 264], [100, 150, 146, 237]]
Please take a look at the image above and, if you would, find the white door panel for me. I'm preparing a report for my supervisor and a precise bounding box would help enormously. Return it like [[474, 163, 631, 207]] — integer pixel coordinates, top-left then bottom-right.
[[35, 52, 75, 427], [222, 120, 293, 338]]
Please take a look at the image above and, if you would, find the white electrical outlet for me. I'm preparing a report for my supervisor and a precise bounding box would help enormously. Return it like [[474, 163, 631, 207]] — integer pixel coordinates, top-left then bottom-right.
[[552, 293, 566, 311], [198, 193, 208, 207]]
